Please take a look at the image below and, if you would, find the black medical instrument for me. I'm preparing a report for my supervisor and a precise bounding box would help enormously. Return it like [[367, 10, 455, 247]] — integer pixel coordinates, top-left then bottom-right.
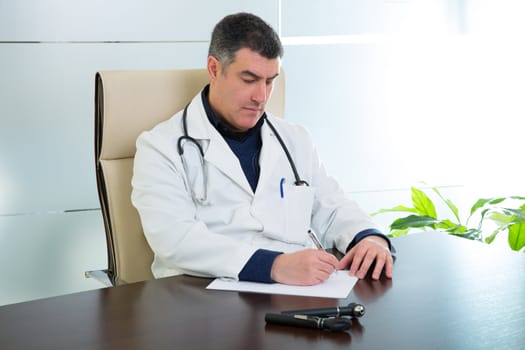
[[176, 102, 309, 202], [281, 303, 366, 318], [265, 302, 365, 332], [265, 313, 352, 332]]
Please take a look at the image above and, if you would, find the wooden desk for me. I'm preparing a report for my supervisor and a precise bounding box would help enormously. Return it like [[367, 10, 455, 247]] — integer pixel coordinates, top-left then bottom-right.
[[1, 233, 524, 349]]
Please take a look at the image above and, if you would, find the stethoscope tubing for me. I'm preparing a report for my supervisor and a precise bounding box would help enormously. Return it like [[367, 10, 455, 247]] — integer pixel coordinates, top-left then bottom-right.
[[263, 117, 309, 187], [177, 101, 309, 202]]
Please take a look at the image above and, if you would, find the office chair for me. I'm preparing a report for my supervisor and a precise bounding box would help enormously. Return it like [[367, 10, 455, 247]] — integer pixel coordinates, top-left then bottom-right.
[[88, 68, 285, 286]]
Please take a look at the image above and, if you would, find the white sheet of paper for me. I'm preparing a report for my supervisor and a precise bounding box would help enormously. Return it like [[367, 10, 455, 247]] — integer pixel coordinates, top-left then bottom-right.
[[206, 271, 357, 299]]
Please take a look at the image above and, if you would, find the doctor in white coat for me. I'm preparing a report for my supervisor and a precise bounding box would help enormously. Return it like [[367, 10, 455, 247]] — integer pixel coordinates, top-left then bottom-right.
[[132, 13, 393, 286]]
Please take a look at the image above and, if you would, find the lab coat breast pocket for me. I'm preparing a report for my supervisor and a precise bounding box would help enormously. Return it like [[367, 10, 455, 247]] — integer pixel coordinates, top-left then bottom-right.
[[282, 184, 315, 244]]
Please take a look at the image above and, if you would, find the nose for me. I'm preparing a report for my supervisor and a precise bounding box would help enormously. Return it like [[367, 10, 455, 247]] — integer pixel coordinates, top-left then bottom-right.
[[252, 81, 270, 105]]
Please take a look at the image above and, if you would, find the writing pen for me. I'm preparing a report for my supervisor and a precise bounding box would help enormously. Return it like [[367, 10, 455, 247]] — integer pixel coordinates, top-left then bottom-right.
[[308, 229, 338, 274], [308, 229, 325, 251]]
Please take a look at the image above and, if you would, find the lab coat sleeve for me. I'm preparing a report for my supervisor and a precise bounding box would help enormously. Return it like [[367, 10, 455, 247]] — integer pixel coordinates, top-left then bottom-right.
[[289, 125, 384, 253], [312, 164, 385, 253], [131, 118, 257, 279]]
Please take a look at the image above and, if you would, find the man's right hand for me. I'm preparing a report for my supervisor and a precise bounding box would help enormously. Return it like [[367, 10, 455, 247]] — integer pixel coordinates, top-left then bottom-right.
[[270, 249, 339, 286]]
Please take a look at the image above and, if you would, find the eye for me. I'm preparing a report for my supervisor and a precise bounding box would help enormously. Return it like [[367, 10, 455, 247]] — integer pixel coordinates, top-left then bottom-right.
[[242, 78, 256, 84]]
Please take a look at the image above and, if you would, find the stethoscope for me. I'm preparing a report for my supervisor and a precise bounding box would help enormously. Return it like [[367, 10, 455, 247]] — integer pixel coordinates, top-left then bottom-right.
[[177, 102, 309, 203]]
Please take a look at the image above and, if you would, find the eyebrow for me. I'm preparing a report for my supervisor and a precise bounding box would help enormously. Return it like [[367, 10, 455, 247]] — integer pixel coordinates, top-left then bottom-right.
[[240, 70, 280, 80]]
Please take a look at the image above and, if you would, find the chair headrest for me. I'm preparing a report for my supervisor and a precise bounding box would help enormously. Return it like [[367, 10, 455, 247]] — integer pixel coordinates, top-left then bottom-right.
[[95, 69, 285, 161]]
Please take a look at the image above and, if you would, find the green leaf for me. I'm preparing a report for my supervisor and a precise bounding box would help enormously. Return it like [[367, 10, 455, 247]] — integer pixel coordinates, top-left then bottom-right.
[[488, 197, 506, 205], [485, 211, 514, 226], [501, 208, 525, 221], [470, 198, 492, 216], [455, 228, 482, 241], [390, 215, 439, 230], [387, 228, 410, 238], [371, 205, 418, 216], [478, 208, 492, 225], [431, 187, 461, 223], [411, 187, 437, 218], [508, 222, 525, 251], [485, 231, 498, 244], [436, 219, 458, 230], [485, 224, 511, 244], [443, 223, 468, 234]]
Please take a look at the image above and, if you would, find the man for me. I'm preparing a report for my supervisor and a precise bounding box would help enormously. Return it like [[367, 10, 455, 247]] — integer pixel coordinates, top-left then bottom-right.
[[132, 12, 393, 286]]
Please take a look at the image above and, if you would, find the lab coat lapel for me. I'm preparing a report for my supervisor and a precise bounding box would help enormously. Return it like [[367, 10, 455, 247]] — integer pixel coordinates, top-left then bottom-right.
[[205, 132, 254, 195], [257, 120, 286, 191], [185, 96, 253, 195]]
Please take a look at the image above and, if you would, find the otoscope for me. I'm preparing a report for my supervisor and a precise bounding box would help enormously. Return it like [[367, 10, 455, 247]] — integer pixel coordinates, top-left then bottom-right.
[[265, 313, 352, 332], [281, 302, 365, 318]]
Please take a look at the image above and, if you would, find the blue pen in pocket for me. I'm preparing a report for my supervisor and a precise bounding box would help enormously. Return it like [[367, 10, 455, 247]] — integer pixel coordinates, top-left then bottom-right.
[[279, 177, 285, 198]]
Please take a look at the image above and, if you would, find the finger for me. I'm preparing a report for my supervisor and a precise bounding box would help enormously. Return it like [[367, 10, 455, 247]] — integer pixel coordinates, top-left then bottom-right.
[[356, 251, 375, 279], [348, 248, 366, 276], [305, 267, 332, 285], [312, 255, 338, 276], [317, 268, 333, 282], [337, 251, 353, 270], [384, 254, 394, 278], [302, 251, 336, 282], [371, 253, 386, 280], [318, 261, 337, 276], [318, 252, 339, 267], [316, 250, 335, 260], [325, 254, 339, 269]]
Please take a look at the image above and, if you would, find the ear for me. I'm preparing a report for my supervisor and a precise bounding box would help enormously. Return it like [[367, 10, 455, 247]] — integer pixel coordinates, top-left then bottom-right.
[[207, 56, 221, 82]]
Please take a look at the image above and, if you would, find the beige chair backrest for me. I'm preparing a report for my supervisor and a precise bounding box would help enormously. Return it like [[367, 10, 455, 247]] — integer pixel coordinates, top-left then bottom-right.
[[94, 68, 285, 285]]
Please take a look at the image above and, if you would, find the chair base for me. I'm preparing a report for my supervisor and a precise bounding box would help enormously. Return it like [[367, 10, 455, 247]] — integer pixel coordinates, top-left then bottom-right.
[[85, 269, 113, 287]]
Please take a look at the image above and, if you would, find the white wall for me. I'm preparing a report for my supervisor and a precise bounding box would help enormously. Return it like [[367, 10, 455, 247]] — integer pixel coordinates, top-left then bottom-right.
[[0, 1, 278, 214], [279, 0, 525, 227]]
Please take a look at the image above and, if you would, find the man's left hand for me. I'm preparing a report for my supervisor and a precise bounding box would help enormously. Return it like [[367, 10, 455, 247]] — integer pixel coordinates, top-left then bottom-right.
[[337, 235, 393, 280]]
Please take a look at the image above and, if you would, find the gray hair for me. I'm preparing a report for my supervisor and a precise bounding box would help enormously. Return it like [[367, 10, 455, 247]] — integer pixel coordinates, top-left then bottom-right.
[[208, 12, 284, 69]]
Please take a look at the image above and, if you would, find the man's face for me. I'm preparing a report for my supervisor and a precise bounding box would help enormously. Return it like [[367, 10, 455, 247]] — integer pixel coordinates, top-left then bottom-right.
[[207, 48, 280, 132]]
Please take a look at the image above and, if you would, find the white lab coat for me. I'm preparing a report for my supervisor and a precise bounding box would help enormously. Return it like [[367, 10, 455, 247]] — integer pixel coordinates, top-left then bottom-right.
[[131, 91, 382, 280]]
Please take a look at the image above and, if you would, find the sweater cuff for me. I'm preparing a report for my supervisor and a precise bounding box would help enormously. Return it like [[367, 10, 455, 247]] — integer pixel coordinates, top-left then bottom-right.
[[238, 249, 283, 283], [346, 228, 393, 252]]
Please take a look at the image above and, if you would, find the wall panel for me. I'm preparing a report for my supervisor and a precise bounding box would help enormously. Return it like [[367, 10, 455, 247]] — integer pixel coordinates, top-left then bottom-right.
[[282, 41, 469, 193], [0, 1, 280, 215], [0, 42, 208, 214], [281, 0, 462, 36], [0, 1, 279, 42]]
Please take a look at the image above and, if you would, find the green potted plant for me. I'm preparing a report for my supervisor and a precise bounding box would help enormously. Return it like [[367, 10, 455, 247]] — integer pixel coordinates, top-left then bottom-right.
[[372, 184, 525, 252]]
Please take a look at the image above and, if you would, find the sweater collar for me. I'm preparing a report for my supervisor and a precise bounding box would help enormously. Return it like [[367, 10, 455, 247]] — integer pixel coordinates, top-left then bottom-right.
[[201, 85, 265, 142]]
